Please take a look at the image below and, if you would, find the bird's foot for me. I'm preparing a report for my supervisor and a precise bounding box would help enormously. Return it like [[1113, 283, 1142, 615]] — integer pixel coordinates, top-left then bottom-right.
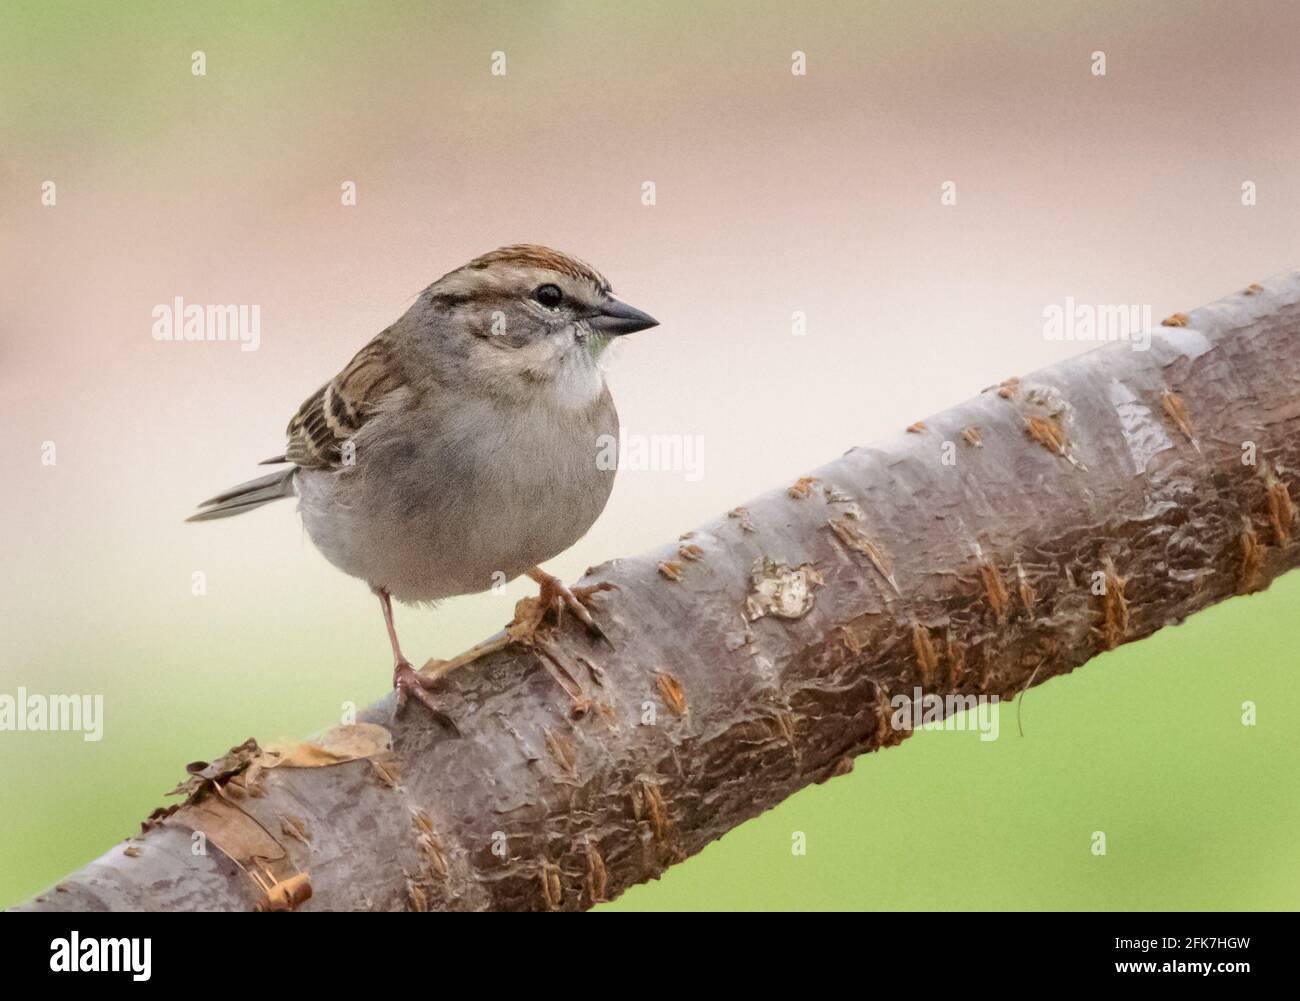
[[526, 570, 617, 644], [390, 574, 615, 719], [393, 660, 459, 734]]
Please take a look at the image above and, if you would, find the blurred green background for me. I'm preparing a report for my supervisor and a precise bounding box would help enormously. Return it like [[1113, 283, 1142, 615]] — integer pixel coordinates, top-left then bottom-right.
[[3, 1, 1298, 910]]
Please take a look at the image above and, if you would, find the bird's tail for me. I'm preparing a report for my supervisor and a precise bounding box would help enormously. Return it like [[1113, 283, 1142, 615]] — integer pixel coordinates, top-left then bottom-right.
[[187, 468, 297, 522]]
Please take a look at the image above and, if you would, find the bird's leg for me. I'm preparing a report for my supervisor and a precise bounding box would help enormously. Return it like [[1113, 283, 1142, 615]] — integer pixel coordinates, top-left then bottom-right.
[[412, 572, 614, 689], [525, 566, 616, 641], [375, 587, 456, 730]]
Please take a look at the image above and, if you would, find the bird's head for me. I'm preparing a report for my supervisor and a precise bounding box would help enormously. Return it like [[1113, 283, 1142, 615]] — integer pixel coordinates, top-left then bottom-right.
[[415, 244, 658, 407]]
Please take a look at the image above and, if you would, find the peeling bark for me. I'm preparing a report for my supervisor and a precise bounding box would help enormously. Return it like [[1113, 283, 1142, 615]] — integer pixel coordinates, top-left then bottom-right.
[[17, 271, 1300, 912]]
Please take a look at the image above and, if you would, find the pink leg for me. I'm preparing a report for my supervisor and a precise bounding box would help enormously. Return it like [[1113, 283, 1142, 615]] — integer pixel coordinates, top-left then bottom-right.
[[375, 587, 457, 731]]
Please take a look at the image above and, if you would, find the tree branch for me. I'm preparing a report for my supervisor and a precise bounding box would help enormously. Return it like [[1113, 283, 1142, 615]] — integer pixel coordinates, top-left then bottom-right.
[[18, 271, 1300, 912]]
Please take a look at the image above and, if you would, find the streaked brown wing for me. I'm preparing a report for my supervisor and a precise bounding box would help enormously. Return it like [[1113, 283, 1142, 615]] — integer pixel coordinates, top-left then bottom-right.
[[285, 333, 404, 470]]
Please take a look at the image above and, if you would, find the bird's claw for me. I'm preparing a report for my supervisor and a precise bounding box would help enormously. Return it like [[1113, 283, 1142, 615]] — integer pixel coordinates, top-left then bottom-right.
[[393, 661, 459, 734], [539, 578, 617, 644]]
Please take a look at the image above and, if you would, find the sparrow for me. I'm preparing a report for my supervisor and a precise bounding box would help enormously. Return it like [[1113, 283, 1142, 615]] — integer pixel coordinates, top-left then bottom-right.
[[188, 245, 658, 719]]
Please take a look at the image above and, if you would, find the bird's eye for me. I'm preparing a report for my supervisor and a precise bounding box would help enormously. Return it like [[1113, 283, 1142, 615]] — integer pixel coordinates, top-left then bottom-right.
[[533, 284, 563, 309]]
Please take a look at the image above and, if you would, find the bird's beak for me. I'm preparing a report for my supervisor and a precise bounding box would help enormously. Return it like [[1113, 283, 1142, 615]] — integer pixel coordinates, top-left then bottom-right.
[[589, 296, 659, 335]]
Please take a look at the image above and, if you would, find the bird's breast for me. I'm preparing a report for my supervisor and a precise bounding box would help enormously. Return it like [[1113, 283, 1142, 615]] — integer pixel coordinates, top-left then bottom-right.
[[388, 390, 616, 595]]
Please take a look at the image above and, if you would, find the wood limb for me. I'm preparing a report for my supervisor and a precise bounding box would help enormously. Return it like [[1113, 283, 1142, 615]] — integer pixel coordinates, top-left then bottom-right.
[[17, 271, 1300, 912]]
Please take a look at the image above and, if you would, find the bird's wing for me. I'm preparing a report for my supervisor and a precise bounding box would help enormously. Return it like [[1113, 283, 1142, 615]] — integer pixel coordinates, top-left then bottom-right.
[[284, 332, 406, 470]]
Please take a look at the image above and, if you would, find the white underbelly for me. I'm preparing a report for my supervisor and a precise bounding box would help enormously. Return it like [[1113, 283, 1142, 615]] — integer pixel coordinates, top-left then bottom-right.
[[296, 400, 617, 601]]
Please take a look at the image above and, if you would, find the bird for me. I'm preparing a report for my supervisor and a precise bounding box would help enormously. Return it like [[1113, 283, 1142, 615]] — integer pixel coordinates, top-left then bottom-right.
[[188, 245, 658, 720]]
